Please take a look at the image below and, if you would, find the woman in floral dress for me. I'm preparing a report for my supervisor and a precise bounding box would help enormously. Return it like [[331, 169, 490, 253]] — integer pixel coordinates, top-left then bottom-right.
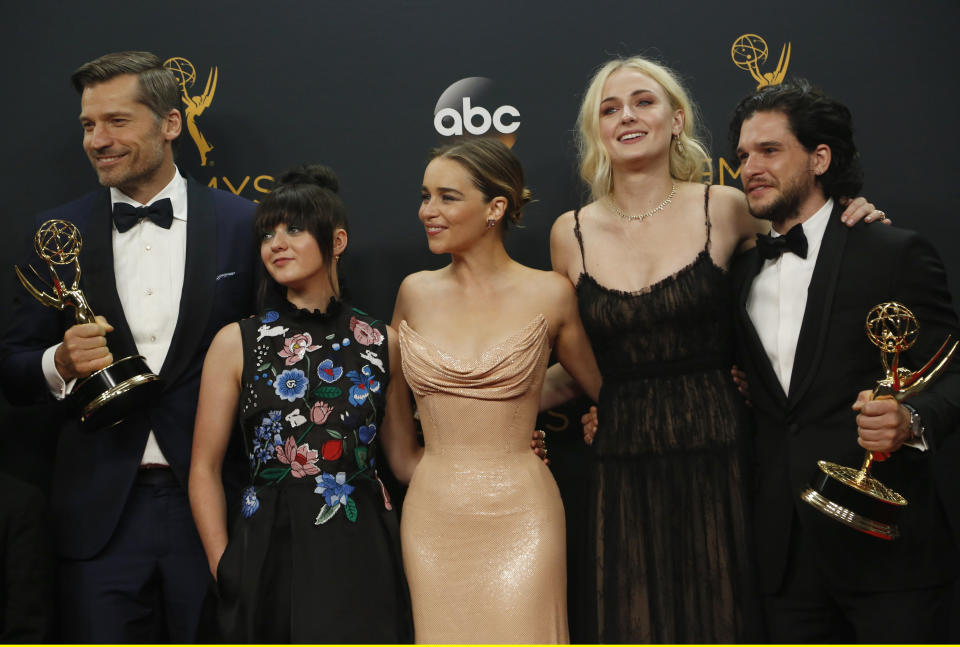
[[188, 165, 416, 642]]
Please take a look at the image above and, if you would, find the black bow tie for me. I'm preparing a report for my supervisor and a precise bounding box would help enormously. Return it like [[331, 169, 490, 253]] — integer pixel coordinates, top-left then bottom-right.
[[112, 198, 174, 233], [756, 224, 808, 260]]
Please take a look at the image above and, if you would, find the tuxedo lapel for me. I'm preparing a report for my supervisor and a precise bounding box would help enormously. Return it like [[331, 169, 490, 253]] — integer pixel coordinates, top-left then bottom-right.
[[787, 207, 848, 406], [737, 247, 788, 406], [77, 190, 139, 358], [159, 178, 216, 382]]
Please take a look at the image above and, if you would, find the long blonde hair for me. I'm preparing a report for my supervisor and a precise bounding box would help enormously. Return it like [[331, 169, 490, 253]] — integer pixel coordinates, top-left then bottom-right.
[[576, 56, 710, 200]]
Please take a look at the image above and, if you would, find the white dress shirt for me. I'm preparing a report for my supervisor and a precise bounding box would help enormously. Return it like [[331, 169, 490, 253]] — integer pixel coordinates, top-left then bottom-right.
[[42, 169, 188, 465], [746, 199, 833, 395]]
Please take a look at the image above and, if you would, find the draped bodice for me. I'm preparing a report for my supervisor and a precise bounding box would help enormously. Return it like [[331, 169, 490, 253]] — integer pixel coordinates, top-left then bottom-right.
[[398, 315, 549, 458]]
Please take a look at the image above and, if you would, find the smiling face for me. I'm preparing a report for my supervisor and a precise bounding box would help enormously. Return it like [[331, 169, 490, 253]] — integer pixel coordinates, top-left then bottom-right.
[[598, 68, 683, 168], [736, 110, 829, 227], [419, 156, 504, 255], [79, 74, 180, 203], [260, 222, 329, 291]]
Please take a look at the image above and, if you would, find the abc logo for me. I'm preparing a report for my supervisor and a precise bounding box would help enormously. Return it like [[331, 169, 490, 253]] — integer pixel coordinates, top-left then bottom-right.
[[434, 98, 520, 137], [433, 77, 520, 146]]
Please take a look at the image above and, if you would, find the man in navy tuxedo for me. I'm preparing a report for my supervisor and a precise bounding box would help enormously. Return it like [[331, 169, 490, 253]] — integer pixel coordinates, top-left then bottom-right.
[[729, 80, 960, 642], [0, 51, 257, 642]]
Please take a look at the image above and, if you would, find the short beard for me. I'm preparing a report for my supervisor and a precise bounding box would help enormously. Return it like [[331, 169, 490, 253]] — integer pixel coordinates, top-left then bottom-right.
[[748, 176, 813, 226]]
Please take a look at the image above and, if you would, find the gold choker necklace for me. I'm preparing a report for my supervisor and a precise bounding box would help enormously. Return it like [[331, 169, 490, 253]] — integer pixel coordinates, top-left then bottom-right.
[[607, 182, 678, 222]]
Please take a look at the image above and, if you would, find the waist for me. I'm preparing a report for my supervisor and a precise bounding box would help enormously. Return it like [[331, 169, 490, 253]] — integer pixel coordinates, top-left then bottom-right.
[[134, 466, 178, 487], [600, 352, 732, 380]]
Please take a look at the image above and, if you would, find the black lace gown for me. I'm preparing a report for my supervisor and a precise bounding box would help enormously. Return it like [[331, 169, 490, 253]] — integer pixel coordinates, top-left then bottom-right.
[[572, 187, 759, 643]]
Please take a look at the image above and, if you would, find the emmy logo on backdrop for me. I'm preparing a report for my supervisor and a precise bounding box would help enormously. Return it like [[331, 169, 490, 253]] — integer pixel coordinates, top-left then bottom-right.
[[164, 56, 217, 166], [800, 302, 957, 539], [14, 220, 163, 429], [731, 34, 791, 89]]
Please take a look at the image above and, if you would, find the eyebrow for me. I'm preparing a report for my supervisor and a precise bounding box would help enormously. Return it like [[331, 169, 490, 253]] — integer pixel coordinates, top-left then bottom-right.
[[600, 89, 654, 104], [78, 110, 134, 122], [423, 185, 465, 196]]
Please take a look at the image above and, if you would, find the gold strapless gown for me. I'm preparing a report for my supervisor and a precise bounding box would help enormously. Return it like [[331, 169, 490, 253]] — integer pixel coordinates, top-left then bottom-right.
[[398, 315, 569, 644]]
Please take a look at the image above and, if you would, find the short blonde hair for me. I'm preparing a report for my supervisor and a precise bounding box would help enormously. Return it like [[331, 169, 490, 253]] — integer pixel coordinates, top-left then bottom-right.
[[576, 56, 710, 200]]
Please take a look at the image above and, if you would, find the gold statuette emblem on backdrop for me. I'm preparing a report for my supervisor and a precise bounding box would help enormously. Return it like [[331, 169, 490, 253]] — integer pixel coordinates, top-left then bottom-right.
[[164, 56, 217, 166], [800, 302, 957, 539], [731, 33, 791, 89]]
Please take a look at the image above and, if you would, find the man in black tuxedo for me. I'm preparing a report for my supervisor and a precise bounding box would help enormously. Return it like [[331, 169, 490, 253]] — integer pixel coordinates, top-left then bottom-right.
[[0, 51, 256, 642], [729, 79, 960, 642]]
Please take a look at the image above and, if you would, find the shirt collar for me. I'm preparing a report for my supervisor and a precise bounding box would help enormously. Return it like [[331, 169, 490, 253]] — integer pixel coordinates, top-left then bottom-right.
[[109, 166, 188, 222]]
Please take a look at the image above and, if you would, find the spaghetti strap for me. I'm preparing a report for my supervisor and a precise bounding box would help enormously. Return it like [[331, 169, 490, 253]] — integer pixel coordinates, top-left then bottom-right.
[[703, 185, 712, 254], [573, 208, 587, 267]]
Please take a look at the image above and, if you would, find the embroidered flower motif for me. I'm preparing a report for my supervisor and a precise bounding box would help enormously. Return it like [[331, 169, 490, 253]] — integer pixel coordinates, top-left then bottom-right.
[[274, 368, 308, 402], [261, 311, 280, 324], [251, 411, 284, 464], [310, 401, 334, 424], [350, 317, 384, 346], [358, 423, 377, 445], [316, 359, 344, 384], [347, 365, 380, 407], [285, 408, 307, 427], [278, 332, 321, 366], [276, 437, 320, 478], [315, 471, 355, 507], [321, 439, 344, 461], [241, 487, 260, 518]]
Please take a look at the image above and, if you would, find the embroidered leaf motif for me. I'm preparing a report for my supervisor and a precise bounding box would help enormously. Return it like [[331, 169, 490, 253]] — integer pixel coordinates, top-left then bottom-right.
[[313, 385, 343, 399], [351, 307, 369, 316], [345, 498, 358, 522], [259, 467, 289, 481], [355, 446, 368, 469], [257, 362, 271, 372], [325, 333, 336, 340], [315, 503, 341, 525], [326, 429, 343, 439]]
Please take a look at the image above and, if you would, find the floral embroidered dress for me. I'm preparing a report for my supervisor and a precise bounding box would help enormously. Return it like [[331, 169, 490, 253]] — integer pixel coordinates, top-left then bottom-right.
[[211, 300, 412, 643]]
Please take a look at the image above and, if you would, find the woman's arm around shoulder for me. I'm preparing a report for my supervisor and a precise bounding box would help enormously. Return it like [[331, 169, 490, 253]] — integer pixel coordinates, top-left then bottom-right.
[[189, 321, 243, 579]]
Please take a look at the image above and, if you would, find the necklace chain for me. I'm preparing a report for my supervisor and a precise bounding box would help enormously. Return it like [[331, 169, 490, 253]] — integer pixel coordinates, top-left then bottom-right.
[[607, 182, 678, 222]]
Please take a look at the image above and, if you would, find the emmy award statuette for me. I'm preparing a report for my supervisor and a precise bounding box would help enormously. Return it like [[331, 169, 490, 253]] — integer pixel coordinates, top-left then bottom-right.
[[14, 219, 163, 429], [800, 302, 957, 539]]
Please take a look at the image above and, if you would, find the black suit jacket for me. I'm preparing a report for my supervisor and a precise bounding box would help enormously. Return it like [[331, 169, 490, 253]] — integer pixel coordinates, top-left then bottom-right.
[[731, 206, 960, 594], [0, 177, 256, 560]]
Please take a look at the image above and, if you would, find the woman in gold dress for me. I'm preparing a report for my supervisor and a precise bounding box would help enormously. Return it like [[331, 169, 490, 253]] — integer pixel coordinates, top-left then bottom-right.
[[383, 138, 602, 643]]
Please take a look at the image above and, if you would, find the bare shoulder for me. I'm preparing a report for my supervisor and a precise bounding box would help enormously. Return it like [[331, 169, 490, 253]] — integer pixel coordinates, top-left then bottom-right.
[[205, 321, 242, 370], [394, 269, 446, 323], [521, 266, 577, 305], [708, 185, 748, 222], [211, 321, 242, 349], [396, 269, 444, 300], [550, 209, 577, 239]]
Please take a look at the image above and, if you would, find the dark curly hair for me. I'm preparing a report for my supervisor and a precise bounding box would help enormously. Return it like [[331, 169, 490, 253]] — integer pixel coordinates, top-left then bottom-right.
[[728, 78, 863, 200]]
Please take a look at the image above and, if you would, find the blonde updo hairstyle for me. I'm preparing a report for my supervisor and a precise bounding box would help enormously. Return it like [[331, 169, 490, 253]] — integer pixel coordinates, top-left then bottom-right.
[[430, 137, 533, 230], [577, 56, 710, 201]]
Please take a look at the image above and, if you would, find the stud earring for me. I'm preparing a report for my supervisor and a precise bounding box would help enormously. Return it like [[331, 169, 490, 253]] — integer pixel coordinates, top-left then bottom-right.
[[486, 219, 496, 229]]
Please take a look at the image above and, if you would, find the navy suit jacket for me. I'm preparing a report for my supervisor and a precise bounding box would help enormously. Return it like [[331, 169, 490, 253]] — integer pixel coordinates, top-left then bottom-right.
[[731, 208, 960, 595], [0, 177, 257, 560]]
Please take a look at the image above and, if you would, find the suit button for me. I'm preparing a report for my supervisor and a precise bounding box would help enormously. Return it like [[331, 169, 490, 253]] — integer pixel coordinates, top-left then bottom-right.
[[788, 423, 800, 434]]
